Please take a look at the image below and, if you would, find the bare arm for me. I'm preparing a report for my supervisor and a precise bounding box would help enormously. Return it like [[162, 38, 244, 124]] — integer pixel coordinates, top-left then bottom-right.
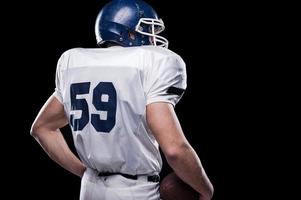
[[30, 95, 86, 177], [146, 103, 214, 200]]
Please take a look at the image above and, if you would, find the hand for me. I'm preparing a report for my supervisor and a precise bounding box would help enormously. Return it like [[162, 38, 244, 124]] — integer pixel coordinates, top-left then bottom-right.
[[80, 165, 87, 178]]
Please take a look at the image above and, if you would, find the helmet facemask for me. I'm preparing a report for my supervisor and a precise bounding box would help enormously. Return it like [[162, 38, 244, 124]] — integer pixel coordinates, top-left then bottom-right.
[[135, 18, 169, 48]]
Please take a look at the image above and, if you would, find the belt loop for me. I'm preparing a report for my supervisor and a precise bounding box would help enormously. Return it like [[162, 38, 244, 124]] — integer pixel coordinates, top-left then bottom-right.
[[147, 174, 160, 182]]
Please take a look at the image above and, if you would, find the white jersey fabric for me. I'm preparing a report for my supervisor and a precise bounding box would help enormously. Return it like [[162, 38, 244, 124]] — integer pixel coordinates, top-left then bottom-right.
[[54, 46, 186, 176]]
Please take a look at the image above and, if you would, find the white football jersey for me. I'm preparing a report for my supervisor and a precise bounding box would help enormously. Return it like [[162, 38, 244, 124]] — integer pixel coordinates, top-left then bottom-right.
[[54, 46, 187, 175]]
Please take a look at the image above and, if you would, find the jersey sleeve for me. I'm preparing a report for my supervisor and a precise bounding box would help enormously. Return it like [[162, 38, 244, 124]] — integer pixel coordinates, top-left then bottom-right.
[[145, 55, 187, 106], [53, 51, 69, 103]]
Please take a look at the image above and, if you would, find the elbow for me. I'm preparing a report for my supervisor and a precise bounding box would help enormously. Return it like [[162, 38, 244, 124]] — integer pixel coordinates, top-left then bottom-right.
[[164, 143, 189, 163], [30, 124, 37, 138], [165, 149, 181, 163], [206, 184, 214, 200], [210, 183, 214, 197], [30, 123, 41, 138], [202, 179, 214, 200]]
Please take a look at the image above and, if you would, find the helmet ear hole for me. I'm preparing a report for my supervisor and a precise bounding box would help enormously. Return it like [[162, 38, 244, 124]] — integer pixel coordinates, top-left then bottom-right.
[[128, 31, 136, 40]]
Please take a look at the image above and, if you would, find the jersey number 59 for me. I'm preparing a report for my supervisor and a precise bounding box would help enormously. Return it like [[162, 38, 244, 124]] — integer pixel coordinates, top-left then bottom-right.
[[70, 82, 117, 133]]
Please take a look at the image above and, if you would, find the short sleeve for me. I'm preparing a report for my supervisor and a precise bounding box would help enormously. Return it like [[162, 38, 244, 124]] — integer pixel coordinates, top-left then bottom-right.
[[145, 55, 187, 106], [53, 51, 69, 103]]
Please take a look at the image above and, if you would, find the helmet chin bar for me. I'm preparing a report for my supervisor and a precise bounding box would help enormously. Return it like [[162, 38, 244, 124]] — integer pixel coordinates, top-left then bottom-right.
[[136, 18, 169, 48]]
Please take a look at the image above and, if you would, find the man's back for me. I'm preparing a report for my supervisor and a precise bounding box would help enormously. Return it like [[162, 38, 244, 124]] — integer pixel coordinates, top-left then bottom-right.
[[55, 46, 187, 175]]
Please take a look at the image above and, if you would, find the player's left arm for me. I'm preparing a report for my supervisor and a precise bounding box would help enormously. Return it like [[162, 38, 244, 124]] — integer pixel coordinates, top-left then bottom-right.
[[147, 103, 214, 200], [30, 94, 86, 177], [145, 53, 213, 199]]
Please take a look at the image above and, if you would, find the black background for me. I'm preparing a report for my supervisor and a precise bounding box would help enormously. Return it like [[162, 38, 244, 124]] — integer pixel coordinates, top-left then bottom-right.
[[2, 0, 274, 199]]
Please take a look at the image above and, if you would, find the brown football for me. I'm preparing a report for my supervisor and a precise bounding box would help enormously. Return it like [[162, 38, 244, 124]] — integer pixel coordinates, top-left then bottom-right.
[[160, 172, 199, 200]]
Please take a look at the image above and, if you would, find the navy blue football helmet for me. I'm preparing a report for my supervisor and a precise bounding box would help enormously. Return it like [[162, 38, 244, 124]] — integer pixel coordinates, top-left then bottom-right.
[[95, 0, 168, 48]]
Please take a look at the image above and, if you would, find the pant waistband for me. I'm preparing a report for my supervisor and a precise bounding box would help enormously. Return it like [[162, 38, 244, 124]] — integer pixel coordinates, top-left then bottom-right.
[[98, 172, 160, 183]]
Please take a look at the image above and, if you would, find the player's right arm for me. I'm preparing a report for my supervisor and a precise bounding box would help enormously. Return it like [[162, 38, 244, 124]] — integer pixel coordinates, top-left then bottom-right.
[[31, 50, 85, 177], [30, 95, 86, 177]]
